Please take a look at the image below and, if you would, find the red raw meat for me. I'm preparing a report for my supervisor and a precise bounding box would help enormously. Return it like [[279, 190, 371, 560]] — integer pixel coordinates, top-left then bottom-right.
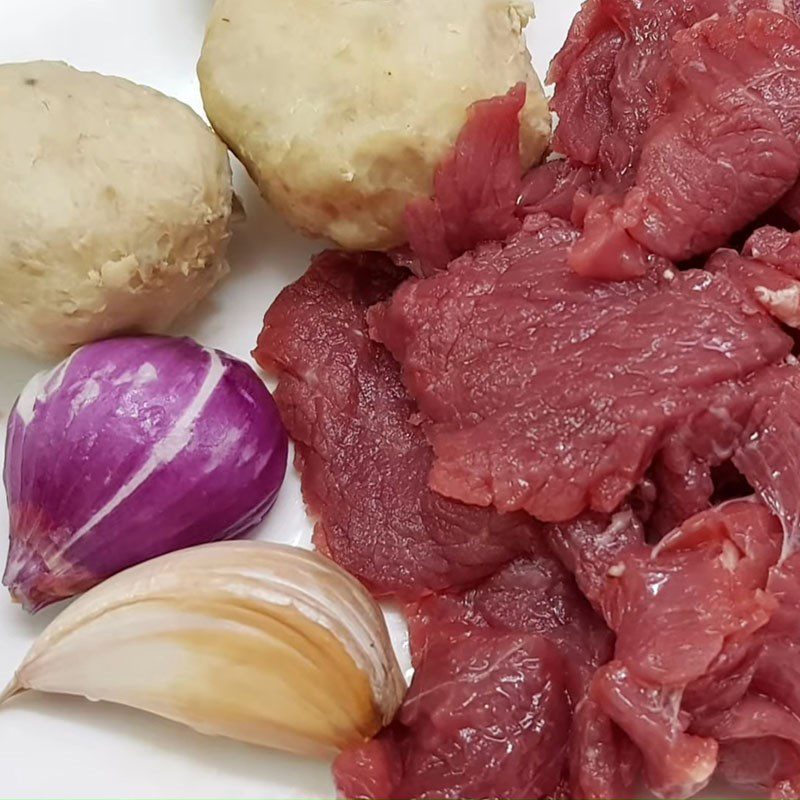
[[554, 499, 783, 798], [518, 159, 595, 221], [407, 540, 612, 694], [370, 213, 792, 521], [774, 776, 800, 798], [550, 0, 787, 188], [569, 10, 800, 279], [711, 227, 800, 330], [702, 552, 800, 795], [253, 251, 537, 599], [781, 179, 800, 225], [334, 626, 571, 800], [337, 545, 637, 800], [734, 367, 800, 550], [403, 84, 527, 277], [643, 379, 768, 537], [548, 0, 622, 170]]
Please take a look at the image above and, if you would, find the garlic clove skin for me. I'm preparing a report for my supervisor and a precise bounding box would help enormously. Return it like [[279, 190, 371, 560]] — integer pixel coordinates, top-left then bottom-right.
[[1, 541, 406, 757]]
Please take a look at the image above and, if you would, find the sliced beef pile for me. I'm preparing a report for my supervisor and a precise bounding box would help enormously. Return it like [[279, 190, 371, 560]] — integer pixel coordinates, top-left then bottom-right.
[[254, 251, 538, 599], [553, 499, 785, 797], [255, 3, 800, 797], [370, 213, 792, 522], [547, 1, 800, 279]]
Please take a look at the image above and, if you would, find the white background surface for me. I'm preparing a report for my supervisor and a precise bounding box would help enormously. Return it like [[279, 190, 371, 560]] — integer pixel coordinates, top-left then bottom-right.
[[0, 3, 733, 800]]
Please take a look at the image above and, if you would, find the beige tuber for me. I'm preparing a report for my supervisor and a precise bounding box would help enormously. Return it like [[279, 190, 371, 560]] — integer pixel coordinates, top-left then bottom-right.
[[198, 0, 551, 251], [0, 62, 234, 359]]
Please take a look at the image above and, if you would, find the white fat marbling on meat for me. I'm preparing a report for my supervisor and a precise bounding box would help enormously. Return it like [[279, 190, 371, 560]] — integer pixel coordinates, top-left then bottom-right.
[[756, 285, 800, 327]]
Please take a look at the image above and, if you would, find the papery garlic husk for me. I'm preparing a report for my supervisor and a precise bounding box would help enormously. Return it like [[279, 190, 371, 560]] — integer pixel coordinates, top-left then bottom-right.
[[1, 541, 406, 757]]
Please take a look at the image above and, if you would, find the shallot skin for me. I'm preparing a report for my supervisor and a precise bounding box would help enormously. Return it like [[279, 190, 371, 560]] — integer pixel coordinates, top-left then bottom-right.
[[3, 336, 288, 611]]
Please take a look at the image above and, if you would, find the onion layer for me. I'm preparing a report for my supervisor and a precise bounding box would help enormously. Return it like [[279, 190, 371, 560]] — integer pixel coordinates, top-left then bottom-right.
[[3, 335, 288, 611]]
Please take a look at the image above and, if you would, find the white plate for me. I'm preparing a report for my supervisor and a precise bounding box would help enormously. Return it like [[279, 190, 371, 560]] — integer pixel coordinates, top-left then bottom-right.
[[0, 3, 750, 799]]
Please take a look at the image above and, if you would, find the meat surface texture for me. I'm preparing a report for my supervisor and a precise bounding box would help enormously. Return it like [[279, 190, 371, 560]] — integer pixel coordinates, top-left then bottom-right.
[[334, 626, 571, 800], [550, 2, 800, 280], [711, 227, 800, 330], [554, 499, 785, 798], [335, 542, 638, 800], [403, 84, 527, 277], [371, 214, 792, 521], [256, 2, 800, 797], [254, 251, 538, 599]]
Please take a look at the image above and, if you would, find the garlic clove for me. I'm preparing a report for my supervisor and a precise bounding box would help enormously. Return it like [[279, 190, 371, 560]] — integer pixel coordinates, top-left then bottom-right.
[[1, 541, 406, 757]]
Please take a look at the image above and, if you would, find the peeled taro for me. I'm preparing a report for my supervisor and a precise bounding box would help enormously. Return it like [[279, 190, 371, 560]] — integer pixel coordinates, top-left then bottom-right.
[[2, 336, 288, 611]]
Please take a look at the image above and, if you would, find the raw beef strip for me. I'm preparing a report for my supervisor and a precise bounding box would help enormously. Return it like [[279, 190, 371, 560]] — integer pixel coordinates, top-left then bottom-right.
[[407, 539, 613, 692], [643, 379, 769, 537], [554, 499, 783, 798], [333, 626, 571, 800], [548, 0, 622, 170], [734, 367, 800, 551], [697, 696, 800, 795], [550, 0, 797, 190], [569, 10, 800, 279], [548, 510, 645, 615], [691, 553, 800, 796], [781, 179, 800, 226], [409, 547, 639, 800], [370, 213, 792, 521], [337, 545, 637, 800], [254, 251, 537, 599], [711, 227, 800, 330], [518, 158, 595, 221], [403, 84, 527, 277]]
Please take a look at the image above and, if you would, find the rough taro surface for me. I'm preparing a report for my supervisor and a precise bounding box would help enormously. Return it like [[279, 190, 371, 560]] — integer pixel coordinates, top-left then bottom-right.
[[370, 214, 792, 522], [254, 250, 538, 599]]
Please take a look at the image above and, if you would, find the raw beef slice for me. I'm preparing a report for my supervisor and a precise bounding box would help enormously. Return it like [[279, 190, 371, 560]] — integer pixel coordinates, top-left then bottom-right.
[[403, 84, 527, 277], [711, 227, 800, 330], [553, 499, 784, 798], [518, 158, 595, 222], [334, 626, 570, 800], [734, 366, 800, 549], [253, 251, 537, 599], [336, 542, 637, 800], [370, 213, 792, 522], [567, 10, 800, 279], [692, 550, 800, 796], [550, 0, 794, 187], [409, 543, 639, 800]]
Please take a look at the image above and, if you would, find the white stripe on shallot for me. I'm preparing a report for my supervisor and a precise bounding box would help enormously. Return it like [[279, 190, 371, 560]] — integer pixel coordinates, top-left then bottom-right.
[[14, 347, 84, 425], [61, 348, 226, 551]]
